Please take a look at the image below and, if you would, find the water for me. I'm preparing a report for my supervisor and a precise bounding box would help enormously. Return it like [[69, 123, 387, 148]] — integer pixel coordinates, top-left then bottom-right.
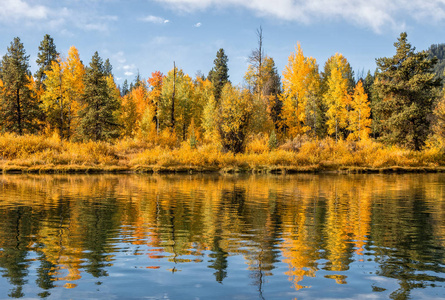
[[0, 173, 444, 299]]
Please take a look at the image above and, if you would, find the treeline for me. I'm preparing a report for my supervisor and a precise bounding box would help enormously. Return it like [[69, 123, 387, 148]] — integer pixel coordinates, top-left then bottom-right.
[[0, 32, 443, 153]]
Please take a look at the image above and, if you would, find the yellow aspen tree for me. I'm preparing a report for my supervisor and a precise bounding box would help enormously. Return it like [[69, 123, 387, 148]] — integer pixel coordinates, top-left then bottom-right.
[[217, 84, 253, 153], [41, 58, 65, 137], [323, 54, 349, 141], [281, 43, 319, 137], [62, 46, 85, 139], [347, 81, 371, 141], [42, 46, 85, 139]]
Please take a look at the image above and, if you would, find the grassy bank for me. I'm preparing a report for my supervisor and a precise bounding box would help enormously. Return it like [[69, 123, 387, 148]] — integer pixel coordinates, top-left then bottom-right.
[[1, 133, 445, 174]]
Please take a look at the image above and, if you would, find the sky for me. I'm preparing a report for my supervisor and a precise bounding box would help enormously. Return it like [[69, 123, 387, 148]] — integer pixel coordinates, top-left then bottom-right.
[[1, 0, 445, 86]]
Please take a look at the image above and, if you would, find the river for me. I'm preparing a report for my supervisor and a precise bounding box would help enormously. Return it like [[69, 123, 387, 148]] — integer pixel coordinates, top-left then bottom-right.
[[0, 174, 444, 299]]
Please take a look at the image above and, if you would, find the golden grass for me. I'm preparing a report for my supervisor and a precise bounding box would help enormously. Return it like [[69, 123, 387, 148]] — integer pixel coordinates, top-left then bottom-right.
[[1, 133, 444, 173]]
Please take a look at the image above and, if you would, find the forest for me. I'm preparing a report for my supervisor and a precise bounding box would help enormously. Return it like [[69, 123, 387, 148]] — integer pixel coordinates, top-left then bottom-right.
[[1, 32, 445, 173]]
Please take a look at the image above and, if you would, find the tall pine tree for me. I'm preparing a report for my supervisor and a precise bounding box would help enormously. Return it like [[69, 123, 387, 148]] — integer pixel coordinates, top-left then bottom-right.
[[374, 32, 441, 150], [0, 37, 41, 135], [35, 34, 58, 91], [208, 48, 229, 103], [77, 52, 120, 141]]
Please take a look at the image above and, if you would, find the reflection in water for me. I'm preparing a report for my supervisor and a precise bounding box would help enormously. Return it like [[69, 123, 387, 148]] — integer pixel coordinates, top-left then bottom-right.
[[0, 174, 444, 299]]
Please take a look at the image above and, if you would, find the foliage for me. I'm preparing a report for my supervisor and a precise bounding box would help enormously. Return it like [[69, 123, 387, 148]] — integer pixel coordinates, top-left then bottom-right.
[[268, 130, 278, 150], [41, 46, 85, 140], [323, 54, 350, 140], [281, 44, 320, 137], [217, 84, 253, 153], [374, 32, 441, 150], [35, 34, 58, 91], [77, 52, 120, 141], [347, 81, 371, 141], [0, 37, 42, 135], [208, 48, 229, 102]]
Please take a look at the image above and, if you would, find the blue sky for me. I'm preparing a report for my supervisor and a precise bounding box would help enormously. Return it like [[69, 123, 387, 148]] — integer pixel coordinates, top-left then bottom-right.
[[1, 0, 444, 86]]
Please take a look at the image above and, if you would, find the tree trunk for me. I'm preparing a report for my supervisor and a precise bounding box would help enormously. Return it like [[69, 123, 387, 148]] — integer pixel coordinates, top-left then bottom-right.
[[16, 88, 22, 135], [171, 61, 176, 132]]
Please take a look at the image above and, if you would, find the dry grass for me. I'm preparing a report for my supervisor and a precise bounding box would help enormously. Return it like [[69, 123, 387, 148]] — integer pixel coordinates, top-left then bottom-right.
[[1, 133, 444, 173]]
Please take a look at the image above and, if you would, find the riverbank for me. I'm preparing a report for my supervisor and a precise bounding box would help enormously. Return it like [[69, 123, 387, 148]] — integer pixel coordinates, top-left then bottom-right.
[[1, 133, 445, 175]]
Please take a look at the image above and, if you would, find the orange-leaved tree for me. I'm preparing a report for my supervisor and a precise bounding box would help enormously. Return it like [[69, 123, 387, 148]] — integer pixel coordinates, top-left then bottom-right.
[[323, 53, 350, 141], [281, 43, 320, 137], [347, 81, 371, 141]]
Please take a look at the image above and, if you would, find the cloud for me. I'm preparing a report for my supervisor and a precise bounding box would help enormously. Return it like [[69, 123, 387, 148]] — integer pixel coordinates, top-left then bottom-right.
[[0, 0, 48, 22], [141, 15, 170, 24], [124, 71, 134, 76], [194, 22, 202, 27], [154, 0, 445, 33]]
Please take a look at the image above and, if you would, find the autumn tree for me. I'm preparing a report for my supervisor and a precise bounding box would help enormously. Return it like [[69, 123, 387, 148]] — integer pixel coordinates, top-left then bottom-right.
[[217, 84, 253, 153], [281, 43, 320, 137], [323, 53, 350, 141], [42, 46, 85, 139], [145, 71, 164, 134], [63, 46, 85, 138], [374, 32, 441, 150], [208, 48, 229, 102], [0, 37, 41, 135], [77, 52, 120, 141], [347, 81, 371, 140], [245, 55, 276, 133], [35, 34, 58, 91], [159, 66, 194, 140], [321, 53, 355, 95]]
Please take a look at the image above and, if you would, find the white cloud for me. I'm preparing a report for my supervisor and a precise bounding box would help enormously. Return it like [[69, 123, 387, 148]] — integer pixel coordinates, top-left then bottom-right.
[[194, 22, 202, 27], [122, 64, 136, 71], [154, 0, 445, 33], [124, 71, 134, 76], [0, 0, 48, 22], [140, 15, 170, 24]]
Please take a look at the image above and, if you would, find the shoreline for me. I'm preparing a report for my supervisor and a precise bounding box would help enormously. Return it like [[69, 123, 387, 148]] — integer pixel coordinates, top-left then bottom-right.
[[2, 164, 445, 175]]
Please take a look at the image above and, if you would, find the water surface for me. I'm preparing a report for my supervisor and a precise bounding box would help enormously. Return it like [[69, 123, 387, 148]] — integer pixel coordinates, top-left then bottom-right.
[[0, 174, 444, 299]]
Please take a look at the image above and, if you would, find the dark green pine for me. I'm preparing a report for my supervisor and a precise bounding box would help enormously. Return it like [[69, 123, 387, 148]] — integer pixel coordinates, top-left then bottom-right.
[[77, 51, 120, 141], [0, 37, 42, 135], [35, 34, 59, 91], [374, 32, 441, 150], [208, 48, 229, 103]]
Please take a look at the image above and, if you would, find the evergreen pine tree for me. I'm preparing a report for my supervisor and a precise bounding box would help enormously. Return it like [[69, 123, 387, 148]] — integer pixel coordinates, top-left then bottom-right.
[[121, 79, 129, 96], [374, 32, 441, 150], [104, 58, 113, 76], [0, 37, 41, 135], [35, 34, 58, 91], [77, 52, 120, 141], [208, 48, 229, 102]]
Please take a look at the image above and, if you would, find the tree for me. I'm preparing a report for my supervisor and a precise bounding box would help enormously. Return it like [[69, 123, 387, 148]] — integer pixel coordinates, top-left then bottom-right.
[[374, 32, 441, 150], [247, 26, 265, 100], [217, 84, 253, 153], [321, 53, 355, 95], [323, 53, 350, 141], [147, 71, 164, 134], [159, 66, 194, 140], [208, 48, 229, 102], [262, 57, 283, 132], [121, 79, 129, 96], [281, 43, 320, 137], [0, 37, 41, 135], [347, 81, 371, 141], [77, 52, 120, 141], [63, 46, 85, 139], [41, 46, 85, 140], [35, 34, 58, 91], [104, 59, 112, 76]]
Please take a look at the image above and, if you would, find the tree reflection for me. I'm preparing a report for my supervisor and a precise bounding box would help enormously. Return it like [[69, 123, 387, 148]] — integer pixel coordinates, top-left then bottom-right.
[[0, 174, 443, 298]]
